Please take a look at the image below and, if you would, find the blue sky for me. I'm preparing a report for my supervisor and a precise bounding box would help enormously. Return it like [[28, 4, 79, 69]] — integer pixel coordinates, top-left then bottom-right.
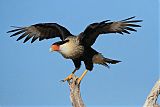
[[0, 0, 159, 107]]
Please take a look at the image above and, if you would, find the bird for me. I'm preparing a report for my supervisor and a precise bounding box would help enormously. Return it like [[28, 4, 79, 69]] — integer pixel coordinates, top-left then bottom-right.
[[7, 16, 142, 84]]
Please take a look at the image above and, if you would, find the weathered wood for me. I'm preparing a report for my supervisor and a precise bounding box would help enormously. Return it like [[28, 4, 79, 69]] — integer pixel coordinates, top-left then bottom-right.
[[66, 75, 160, 107], [143, 80, 160, 107], [67, 74, 85, 107]]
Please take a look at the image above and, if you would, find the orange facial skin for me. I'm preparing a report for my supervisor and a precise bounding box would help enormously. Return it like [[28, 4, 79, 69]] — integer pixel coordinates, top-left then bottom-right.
[[51, 45, 60, 51]]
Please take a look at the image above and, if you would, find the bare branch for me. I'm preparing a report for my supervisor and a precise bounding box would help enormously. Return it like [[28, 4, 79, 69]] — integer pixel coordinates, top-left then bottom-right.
[[67, 74, 85, 107], [143, 80, 160, 107]]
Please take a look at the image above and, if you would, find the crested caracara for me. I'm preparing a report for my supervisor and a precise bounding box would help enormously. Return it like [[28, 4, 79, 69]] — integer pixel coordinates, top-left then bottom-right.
[[7, 16, 142, 84]]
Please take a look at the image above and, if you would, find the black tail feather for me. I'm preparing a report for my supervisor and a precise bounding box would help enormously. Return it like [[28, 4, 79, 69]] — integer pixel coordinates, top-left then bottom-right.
[[92, 53, 121, 68], [104, 58, 121, 64]]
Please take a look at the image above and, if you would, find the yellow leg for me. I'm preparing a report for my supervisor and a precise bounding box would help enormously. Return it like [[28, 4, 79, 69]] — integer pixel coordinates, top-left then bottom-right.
[[77, 69, 88, 84], [61, 69, 77, 82]]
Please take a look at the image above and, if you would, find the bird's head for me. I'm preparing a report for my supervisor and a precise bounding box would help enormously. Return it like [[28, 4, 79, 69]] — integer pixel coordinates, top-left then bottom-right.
[[49, 40, 69, 52]]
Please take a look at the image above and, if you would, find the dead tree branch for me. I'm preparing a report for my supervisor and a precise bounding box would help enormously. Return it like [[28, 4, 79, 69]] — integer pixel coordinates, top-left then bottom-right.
[[143, 80, 160, 107], [67, 74, 85, 107], [66, 76, 160, 107]]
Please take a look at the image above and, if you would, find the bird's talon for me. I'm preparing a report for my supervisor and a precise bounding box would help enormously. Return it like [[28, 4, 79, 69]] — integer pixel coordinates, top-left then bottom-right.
[[62, 73, 73, 82], [60, 80, 65, 82], [77, 78, 82, 85]]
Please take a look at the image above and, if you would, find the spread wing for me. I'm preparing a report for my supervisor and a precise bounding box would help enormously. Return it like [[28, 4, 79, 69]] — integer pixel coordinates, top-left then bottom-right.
[[7, 23, 72, 43], [80, 16, 142, 46]]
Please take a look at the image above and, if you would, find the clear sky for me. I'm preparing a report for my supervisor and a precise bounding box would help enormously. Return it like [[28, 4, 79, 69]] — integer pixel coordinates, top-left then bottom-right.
[[0, 0, 159, 107]]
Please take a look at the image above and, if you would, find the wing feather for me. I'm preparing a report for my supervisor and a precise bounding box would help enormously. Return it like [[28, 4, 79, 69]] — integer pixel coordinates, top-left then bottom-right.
[[10, 30, 25, 37], [31, 36, 39, 43], [121, 16, 136, 21], [8, 23, 72, 43], [80, 16, 142, 46], [125, 23, 141, 27], [23, 35, 33, 43], [7, 28, 24, 33], [125, 27, 137, 32], [122, 29, 130, 34], [16, 32, 29, 41]]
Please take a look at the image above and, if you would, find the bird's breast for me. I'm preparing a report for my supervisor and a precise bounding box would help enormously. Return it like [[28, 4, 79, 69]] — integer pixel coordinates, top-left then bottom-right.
[[59, 37, 84, 59]]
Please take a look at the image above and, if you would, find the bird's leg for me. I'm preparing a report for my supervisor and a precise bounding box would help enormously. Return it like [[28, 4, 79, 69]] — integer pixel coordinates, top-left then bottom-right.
[[77, 69, 88, 84], [61, 68, 77, 82]]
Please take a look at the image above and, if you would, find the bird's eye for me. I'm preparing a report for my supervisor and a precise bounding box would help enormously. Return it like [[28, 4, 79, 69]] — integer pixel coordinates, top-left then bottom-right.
[[65, 40, 69, 43]]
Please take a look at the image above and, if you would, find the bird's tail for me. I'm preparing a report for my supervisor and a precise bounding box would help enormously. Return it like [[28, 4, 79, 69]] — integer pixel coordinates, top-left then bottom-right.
[[92, 53, 121, 68]]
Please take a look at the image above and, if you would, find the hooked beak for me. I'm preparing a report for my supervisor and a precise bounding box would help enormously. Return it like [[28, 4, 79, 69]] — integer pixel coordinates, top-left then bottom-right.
[[49, 47, 53, 52], [49, 45, 60, 52]]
